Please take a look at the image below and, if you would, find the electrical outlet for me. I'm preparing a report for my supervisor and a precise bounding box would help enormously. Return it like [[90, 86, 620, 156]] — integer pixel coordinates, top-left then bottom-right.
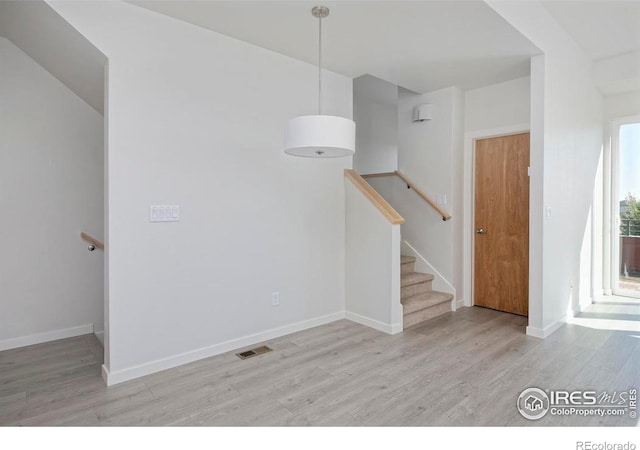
[[272, 292, 280, 306]]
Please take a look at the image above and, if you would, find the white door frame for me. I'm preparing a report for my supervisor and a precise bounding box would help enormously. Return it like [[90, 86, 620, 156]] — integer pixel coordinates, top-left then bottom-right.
[[102, 61, 111, 381], [608, 115, 640, 299], [463, 124, 530, 312]]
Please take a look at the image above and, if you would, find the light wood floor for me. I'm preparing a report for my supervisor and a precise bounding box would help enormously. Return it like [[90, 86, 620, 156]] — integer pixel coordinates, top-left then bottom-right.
[[1, 306, 638, 426]]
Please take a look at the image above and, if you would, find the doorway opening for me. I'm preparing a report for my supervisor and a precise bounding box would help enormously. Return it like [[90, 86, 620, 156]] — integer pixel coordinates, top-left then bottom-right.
[[0, 1, 107, 371]]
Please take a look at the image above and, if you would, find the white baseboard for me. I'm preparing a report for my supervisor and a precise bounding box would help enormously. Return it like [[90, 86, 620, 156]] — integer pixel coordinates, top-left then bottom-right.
[[94, 331, 105, 346], [401, 240, 456, 298], [345, 311, 402, 335], [102, 364, 109, 385], [102, 311, 346, 386], [571, 300, 592, 318], [455, 298, 465, 310], [592, 289, 605, 303], [0, 324, 94, 352], [526, 316, 566, 339]]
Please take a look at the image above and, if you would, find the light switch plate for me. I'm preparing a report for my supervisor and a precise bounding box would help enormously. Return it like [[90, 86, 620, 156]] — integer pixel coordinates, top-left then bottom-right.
[[150, 205, 180, 222], [436, 194, 447, 206]]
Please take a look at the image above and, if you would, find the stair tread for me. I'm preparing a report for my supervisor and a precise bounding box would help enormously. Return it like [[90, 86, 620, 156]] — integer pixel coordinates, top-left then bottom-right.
[[402, 290, 453, 314], [401, 271, 434, 287], [401, 255, 416, 265]]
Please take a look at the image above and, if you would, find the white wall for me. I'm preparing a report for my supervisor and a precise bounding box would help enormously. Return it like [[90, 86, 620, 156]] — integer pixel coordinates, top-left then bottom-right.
[[353, 74, 398, 174], [366, 87, 463, 301], [48, 1, 353, 384], [451, 88, 465, 305], [0, 0, 106, 114], [465, 77, 530, 132], [0, 37, 104, 350], [594, 51, 640, 97], [387, 87, 462, 293], [604, 90, 640, 120], [345, 179, 402, 334], [462, 77, 531, 308], [487, 1, 603, 336]]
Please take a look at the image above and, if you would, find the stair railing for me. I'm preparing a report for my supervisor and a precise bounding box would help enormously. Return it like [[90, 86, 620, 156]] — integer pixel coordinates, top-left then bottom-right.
[[81, 232, 104, 252], [344, 169, 405, 224], [362, 170, 452, 221]]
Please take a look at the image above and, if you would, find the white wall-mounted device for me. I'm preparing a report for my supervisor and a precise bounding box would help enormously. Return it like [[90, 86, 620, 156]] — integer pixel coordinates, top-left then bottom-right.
[[412, 104, 433, 122]]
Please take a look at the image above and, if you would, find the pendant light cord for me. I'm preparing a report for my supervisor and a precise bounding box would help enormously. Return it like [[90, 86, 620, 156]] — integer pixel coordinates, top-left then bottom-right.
[[318, 13, 322, 115]]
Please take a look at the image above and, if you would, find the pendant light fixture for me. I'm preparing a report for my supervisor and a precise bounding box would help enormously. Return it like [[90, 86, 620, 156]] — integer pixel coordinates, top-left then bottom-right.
[[284, 6, 356, 158]]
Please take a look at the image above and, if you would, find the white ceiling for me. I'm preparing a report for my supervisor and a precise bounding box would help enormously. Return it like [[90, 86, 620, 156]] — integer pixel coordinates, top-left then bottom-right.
[[3, 1, 634, 112], [0, 1, 106, 114], [128, 0, 541, 93], [542, 1, 640, 61]]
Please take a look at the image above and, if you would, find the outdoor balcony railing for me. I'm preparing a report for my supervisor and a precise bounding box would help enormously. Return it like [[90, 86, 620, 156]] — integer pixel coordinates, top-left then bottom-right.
[[620, 219, 640, 237]]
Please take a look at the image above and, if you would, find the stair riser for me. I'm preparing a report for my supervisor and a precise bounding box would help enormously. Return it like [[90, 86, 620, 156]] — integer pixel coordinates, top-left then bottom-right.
[[402, 296, 452, 315], [401, 262, 415, 274], [401, 280, 433, 298], [403, 302, 451, 328]]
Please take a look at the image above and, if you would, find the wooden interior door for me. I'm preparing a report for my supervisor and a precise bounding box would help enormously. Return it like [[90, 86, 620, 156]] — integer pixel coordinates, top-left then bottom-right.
[[474, 133, 530, 316]]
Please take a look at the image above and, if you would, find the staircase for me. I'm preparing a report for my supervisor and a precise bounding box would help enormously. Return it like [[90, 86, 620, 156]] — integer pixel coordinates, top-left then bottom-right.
[[401, 255, 453, 328]]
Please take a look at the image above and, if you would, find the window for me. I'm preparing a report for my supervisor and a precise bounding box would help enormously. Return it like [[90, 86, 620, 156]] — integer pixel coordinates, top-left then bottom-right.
[[612, 118, 640, 298]]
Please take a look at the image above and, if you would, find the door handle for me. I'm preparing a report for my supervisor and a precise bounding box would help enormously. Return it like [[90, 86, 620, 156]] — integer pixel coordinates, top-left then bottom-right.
[[476, 228, 487, 235]]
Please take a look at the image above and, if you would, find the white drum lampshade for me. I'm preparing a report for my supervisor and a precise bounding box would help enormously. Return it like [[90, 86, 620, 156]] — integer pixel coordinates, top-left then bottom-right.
[[284, 115, 356, 158], [284, 6, 356, 158]]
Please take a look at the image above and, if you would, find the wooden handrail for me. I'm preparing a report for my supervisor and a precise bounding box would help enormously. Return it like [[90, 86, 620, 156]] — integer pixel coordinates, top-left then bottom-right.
[[359, 171, 396, 179], [362, 170, 452, 221], [344, 169, 405, 225], [81, 232, 104, 250]]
